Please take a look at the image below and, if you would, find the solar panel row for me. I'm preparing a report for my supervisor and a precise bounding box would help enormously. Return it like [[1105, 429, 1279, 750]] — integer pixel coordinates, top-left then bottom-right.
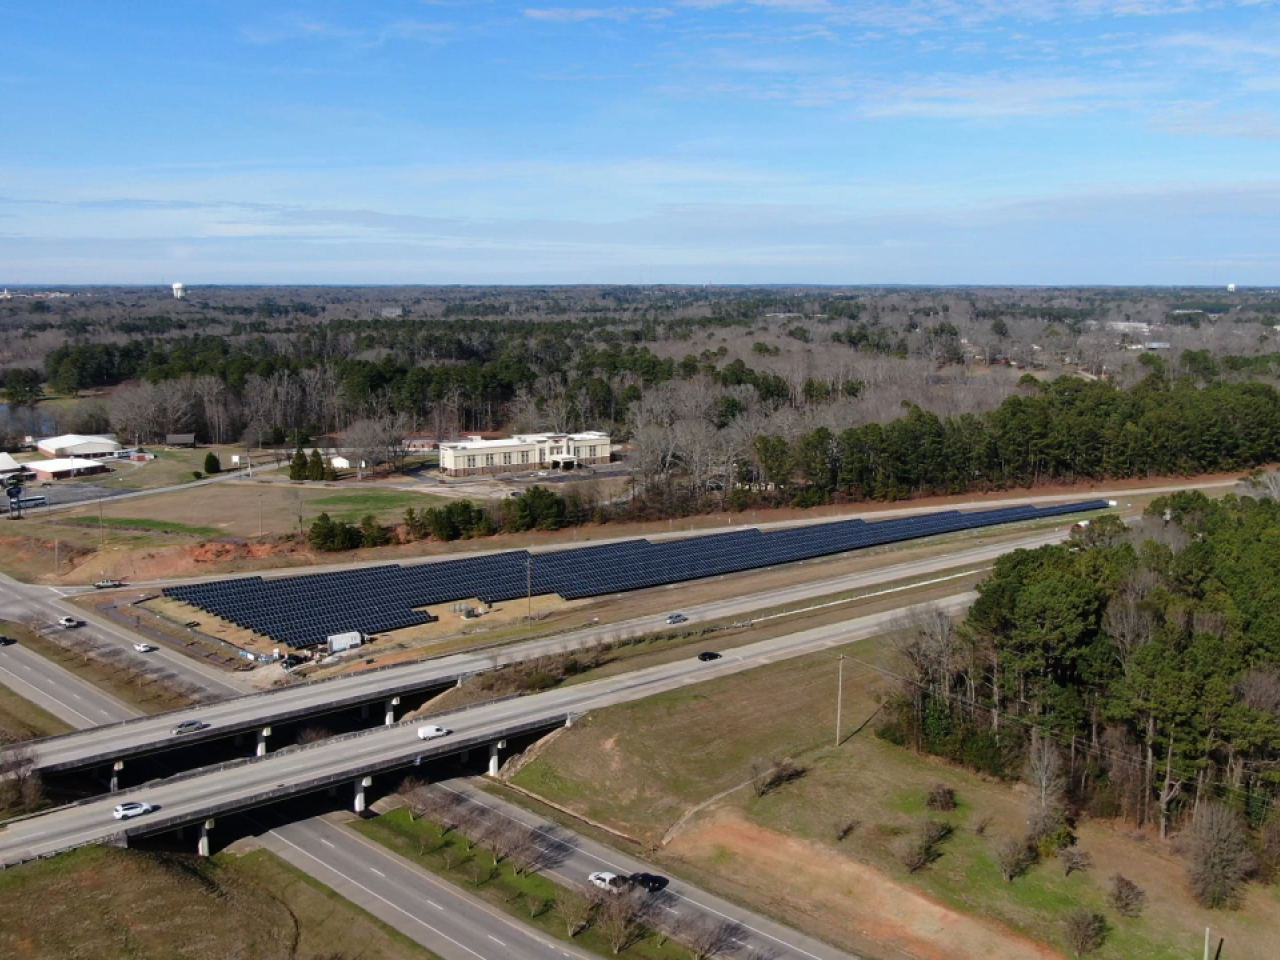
[[164, 499, 1108, 649]]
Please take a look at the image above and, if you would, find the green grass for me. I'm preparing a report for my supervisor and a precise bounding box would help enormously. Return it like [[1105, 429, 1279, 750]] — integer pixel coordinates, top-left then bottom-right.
[[59, 515, 224, 537], [355, 809, 691, 960], [309, 491, 440, 522], [508, 634, 1279, 960], [0, 681, 73, 741], [0, 843, 441, 960]]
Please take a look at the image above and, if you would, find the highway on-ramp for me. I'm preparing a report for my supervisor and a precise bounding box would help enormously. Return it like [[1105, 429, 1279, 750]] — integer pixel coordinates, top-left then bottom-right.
[[0, 592, 974, 868]]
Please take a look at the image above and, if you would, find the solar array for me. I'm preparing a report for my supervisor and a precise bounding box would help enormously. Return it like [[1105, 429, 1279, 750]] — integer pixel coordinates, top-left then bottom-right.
[[164, 499, 1108, 649]]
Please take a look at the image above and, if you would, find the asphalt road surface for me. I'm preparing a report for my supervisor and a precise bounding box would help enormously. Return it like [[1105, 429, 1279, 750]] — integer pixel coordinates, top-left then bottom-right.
[[0, 592, 974, 866], [443, 781, 858, 960], [0, 570, 247, 701], [0, 641, 133, 726], [263, 817, 597, 960], [21, 531, 1039, 774]]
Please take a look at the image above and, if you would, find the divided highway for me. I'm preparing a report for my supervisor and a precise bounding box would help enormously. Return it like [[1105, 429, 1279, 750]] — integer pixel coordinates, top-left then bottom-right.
[[0, 593, 974, 867], [20, 531, 1049, 775]]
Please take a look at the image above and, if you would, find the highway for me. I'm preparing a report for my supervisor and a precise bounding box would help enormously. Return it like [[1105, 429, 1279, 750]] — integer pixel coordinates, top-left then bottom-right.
[[443, 781, 858, 960], [262, 818, 597, 960], [0, 570, 247, 700], [0, 641, 133, 726], [18, 531, 1047, 774], [0, 592, 974, 867]]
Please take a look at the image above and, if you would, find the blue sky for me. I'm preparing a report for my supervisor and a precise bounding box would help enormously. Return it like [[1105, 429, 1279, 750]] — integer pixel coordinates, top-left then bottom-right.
[[2, 1, 1279, 285]]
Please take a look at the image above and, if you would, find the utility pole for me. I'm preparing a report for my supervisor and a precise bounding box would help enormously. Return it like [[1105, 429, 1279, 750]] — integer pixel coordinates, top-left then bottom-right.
[[258, 493, 263, 537], [835, 654, 845, 747], [526, 554, 533, 622]]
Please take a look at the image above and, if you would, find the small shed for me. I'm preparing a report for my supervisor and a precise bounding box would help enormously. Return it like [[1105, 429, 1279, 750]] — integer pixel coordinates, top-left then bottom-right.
[[166, 433, 197, 447]]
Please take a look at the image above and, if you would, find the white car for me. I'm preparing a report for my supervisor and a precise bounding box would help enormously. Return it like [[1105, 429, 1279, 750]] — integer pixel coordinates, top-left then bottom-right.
[[58, 616, 82, 628], [416, 725, 451, 740], [133, 642, 156, 653], [589, 871, 629, 893], [112, 801, 154, 820]]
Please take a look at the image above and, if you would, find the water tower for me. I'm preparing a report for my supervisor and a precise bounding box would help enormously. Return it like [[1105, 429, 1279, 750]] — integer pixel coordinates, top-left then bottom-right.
[[172, 282, 186, 300], [1227, 283, 1236, 293]]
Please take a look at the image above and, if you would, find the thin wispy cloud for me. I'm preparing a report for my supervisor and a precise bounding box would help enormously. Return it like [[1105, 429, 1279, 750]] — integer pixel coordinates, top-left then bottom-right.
[[524, 7, 672, 22]]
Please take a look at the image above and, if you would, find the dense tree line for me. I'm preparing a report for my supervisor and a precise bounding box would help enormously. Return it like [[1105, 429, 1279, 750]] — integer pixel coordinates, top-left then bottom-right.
[[881, 491, 1280, 903], [719, 374, 1280, 505]]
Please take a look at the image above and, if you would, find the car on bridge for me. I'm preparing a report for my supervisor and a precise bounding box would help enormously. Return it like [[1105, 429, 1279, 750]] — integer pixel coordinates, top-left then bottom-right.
[[665, 613, 688, 625], [94, 579, 125, 589], [171, 720, 209, 736], [112, 801, 154, 820], [416, 725, 451, 740]]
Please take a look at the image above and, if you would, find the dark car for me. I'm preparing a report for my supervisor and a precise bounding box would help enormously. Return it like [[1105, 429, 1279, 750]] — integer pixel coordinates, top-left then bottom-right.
[[0, 635, 14, 646], [628, 872, 668, 892], [697, 651, 722, 662]]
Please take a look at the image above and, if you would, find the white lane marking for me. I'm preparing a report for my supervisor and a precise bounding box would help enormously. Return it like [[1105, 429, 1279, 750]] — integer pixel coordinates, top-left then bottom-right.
[[320, 838, 335, 847], [370, 867, 386, 877], [488, 936, 505, 946], [267, 832, 491, 960], [439, 784, 827, 960], [427, 900, 442, 910], [0, 663, 98, 726]]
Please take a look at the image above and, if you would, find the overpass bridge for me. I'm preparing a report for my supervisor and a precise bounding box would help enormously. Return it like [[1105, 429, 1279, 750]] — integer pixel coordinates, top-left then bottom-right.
[[19, 526, 1038, 784], [0, 593, 975, 868]]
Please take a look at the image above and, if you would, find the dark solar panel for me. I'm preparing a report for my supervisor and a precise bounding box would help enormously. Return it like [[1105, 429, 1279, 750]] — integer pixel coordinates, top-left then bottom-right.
[[162, 500, 1109, 646]]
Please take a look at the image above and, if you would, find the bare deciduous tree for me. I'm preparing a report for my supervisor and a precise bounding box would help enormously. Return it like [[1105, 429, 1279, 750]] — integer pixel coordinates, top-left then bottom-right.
[[679, 916, 744, 960], [1186, 802, 1257, 908], [1025, 731, 1066, 841], [994, 836, 1035, 882], [1064, 909, 1106, 956], [1107, 874, 1146, 917], [1058, 847, 1093, 877], [553, 891, 596, 938], [596, 892, 648, 955]]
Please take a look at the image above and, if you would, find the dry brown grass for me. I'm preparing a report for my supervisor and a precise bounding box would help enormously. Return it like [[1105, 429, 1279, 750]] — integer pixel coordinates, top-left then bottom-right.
[[0, 844, 439, 960]]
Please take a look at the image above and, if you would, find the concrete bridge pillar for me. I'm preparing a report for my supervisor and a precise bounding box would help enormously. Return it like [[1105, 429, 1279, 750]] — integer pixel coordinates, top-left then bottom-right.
[[384, 696, 400, 726], [354, 776, 373, 813], [488, 740, 507, 777], [360, 703, 370, 720], [109, 760, 124, 792], [256, 727, 272, 757], [197, 819, 215, 857]]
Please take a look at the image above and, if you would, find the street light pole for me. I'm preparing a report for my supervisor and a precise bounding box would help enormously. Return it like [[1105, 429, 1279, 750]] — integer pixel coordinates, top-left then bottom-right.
[[835, 654, 845, 747], [526, 554, 532, 622]]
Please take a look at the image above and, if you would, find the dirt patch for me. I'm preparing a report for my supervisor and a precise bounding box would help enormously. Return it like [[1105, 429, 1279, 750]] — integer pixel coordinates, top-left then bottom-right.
[[669, 809, 1067, 960]]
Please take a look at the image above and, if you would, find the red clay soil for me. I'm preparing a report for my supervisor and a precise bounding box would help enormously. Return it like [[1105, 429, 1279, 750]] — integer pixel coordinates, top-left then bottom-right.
[[28, 468, 1249, 585], [668, 811, 1068, 960]]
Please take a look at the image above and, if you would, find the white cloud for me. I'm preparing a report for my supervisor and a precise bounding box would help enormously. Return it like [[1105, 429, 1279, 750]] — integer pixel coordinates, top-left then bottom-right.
[[523, 6, 672, 22]]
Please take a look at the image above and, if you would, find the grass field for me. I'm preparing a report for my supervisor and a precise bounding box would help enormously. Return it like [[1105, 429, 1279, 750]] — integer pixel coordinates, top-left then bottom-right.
[[310, 488, 439, 520], [0, 681, 72, 742], [2, 620, 194, 715], [510, 633, 1280, 960], [59, 515, 224, 537], [106, 445, 262, 490], [0, 844, 441, 960], [355, 808, 689, 960]]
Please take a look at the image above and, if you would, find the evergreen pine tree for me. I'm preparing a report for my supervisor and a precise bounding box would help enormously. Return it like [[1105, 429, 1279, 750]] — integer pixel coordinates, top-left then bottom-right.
[[308, 448, 325, 481], [290, 448, 307, 481]]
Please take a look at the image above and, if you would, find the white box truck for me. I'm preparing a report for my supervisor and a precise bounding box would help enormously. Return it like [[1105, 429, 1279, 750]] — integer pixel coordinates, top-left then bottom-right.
[[326, 631, 367, 654]]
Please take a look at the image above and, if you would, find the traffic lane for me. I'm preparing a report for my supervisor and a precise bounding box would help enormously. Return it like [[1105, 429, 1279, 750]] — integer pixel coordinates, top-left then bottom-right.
[[442, 782, 856, 960], [0, 643, 136, 727], [0, 594, 977, 863], [267, 818, 593, 960], [28, 526, 1049, 770]]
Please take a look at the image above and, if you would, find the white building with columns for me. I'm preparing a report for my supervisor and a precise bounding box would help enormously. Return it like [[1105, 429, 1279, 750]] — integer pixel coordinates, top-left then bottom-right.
[[438, 431, 611, 477]]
